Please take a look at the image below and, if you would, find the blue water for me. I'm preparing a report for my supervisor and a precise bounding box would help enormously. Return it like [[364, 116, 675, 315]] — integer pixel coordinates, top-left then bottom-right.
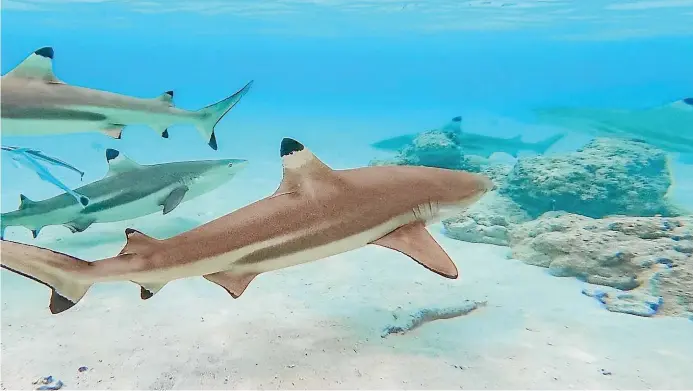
[[2, 1, 693, 389]]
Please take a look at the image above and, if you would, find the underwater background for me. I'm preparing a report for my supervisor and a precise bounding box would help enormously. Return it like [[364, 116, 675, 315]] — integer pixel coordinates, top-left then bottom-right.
[[2, 1, 693, 389]]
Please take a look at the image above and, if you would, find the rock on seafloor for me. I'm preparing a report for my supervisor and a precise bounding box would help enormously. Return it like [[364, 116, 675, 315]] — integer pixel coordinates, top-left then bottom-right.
[[509, 212, 693, 317], [500, 138, 683, 219], [442, 190, 530, 246], [369, 129, 486, 172]]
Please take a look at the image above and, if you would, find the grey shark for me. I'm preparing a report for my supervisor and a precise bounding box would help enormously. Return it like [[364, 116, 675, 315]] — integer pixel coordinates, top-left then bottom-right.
[[372, 116, 564, 158], [1, 47, 253, 150], [533, 98, 693, 156], [3, 145, 88, 206], [0, 149, 248, 239], [0, 137, 494, 315]]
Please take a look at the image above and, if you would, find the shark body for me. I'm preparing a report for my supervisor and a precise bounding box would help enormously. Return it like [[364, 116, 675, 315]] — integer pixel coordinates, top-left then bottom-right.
[[372, 116, 564, 158], [534, 98, 693, 156], [0, 149, 248, 239], [1, 47, 253, 150], [0, 137, 494, 314], [2, 146, 88, 206]]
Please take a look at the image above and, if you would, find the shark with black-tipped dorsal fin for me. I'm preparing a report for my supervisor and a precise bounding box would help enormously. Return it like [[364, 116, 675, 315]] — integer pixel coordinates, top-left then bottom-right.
[[0, 137, 494, 315], [0, 149, 248, 239], [1, 47, 253, 150]]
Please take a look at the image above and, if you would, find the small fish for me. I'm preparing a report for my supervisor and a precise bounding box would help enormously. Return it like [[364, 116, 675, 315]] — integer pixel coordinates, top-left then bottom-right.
[[0, 149, 248, 239], [2, 146, 88, 206], [1, 47, 253, 150], [0, 137, 494, 315]]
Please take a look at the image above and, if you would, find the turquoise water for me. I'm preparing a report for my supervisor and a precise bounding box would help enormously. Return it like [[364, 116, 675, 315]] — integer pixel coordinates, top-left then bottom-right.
[[2, 2, 693, 390]]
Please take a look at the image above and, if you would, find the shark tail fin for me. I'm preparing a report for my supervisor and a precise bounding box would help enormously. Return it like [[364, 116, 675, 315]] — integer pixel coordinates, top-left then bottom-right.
[[0, 240, 93, 314], [118, 228, 168, 300], [194, 80, 254, 150], [533, 133, 565, 154]]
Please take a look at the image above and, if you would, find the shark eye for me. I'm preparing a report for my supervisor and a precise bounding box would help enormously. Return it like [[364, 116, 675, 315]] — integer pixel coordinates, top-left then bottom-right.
[[683, 97, 693, 106]]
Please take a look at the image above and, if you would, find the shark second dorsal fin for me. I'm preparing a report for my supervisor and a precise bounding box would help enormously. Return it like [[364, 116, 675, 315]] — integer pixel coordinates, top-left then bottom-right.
[[19, 194, 37, 209], [105, 149, 141, 176], [274, 138, 337, 195], [5, 47, 63, 84], [155, 90, 174, 106]]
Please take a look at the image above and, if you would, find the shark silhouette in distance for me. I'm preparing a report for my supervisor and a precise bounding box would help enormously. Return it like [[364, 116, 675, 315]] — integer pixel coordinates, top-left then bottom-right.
[[0, 137, 494, 315], [371, 116, 565, 158], [534, 98, 693, 159], [2, 146, 89, 206], [0, 149, 248, 239], [1, 47, 254, 150]]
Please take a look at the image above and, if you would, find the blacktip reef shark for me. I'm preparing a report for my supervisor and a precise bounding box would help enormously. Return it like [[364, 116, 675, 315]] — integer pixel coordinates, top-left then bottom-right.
[[0, 149, 248, 239], [533, 97, 693, 160], [1, 47, 254, 150], [0, 137, 494, 315], [372, 116, 565, 158], [2, 146, 89, 206]]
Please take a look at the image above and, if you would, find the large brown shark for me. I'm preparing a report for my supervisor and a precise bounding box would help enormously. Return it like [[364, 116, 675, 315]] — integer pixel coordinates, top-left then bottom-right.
[[0, 138, 494, 315], [1, 47, 253, 150]]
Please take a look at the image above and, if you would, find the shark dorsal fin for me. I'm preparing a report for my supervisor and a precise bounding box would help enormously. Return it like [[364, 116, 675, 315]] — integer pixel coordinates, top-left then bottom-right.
[[274, 138, 337, 195], [19, 194, 37, 209], [441, 116, 462, 133], [6, 47, 64, 84], [155, 90, 174, 106], [105, 148, 141, 176]]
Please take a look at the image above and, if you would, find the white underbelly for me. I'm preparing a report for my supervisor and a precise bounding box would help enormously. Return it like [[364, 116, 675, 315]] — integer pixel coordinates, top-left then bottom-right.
[[1, 118, 103, 136]]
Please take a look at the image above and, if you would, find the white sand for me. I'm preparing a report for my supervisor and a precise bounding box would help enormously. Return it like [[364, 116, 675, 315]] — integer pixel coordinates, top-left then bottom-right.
[[2, 158, 693, 390]]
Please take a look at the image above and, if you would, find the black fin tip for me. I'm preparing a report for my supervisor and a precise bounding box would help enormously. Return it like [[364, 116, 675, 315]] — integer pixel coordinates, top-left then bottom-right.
[[105, 148, 119, 161], [208, 132, 218, 150], [452, 116, 462, 122], [35, 47, 54, 59], [280, 138, 304, 157]]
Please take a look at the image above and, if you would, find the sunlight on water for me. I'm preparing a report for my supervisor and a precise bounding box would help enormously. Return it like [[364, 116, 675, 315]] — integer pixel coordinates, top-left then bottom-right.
[[1, 1, 692, 389]]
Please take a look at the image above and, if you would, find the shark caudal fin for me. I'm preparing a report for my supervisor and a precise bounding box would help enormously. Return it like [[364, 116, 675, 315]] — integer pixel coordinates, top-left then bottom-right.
[[118, 228, 168, 300], [195, 80, 254, 150], [532, 133, 565, 154], [0, 240, 93, 314]]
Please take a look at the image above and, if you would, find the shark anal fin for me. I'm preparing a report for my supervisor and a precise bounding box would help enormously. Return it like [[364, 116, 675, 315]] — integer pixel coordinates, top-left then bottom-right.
[[6, 47, 63, 83], [275, 137, 340, 196], [133, 282, 167, 300], [119, 228, 158, 256], [204, 271, 258, 299], [372, 221, 458, 279], [31, 228, 42, 239], [105, 148, 141, 176], [161, 185, 189, 215], [151, 125, 170, 139], [161, 129, 169, 138], [64, 218, 95, 233], [19, 194, 37, 209], [102, 124, 125, 139]]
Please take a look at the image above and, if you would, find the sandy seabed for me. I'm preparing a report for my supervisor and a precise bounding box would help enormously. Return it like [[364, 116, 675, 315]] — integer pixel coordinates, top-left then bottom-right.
[[2, 160, 692, 390]]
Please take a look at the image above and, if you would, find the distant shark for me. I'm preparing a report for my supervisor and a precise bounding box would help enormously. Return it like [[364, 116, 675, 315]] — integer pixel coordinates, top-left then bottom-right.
[[1, 47, 254, 150], [533, 98, 693, 157], [2, 146, 89, 206], [0, 137, 494, 315], [0, 149, 248, 239], [371, 116, 564, 158]]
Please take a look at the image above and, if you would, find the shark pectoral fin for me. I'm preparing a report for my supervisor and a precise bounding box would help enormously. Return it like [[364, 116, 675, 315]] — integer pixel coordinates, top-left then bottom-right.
[[19, 194, 37, 209], [274, 138, 339, 195], [119, 228, 159, 256], [64, 218, 95, 233], [372, 221, 459, 279], [6, 47, 63, 83], [101, 124, 125, 139], [161, 185, 189, 215], [204, 271, 258, 299], [133, 282, 167, 300], [104, 148, 141, 176]]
